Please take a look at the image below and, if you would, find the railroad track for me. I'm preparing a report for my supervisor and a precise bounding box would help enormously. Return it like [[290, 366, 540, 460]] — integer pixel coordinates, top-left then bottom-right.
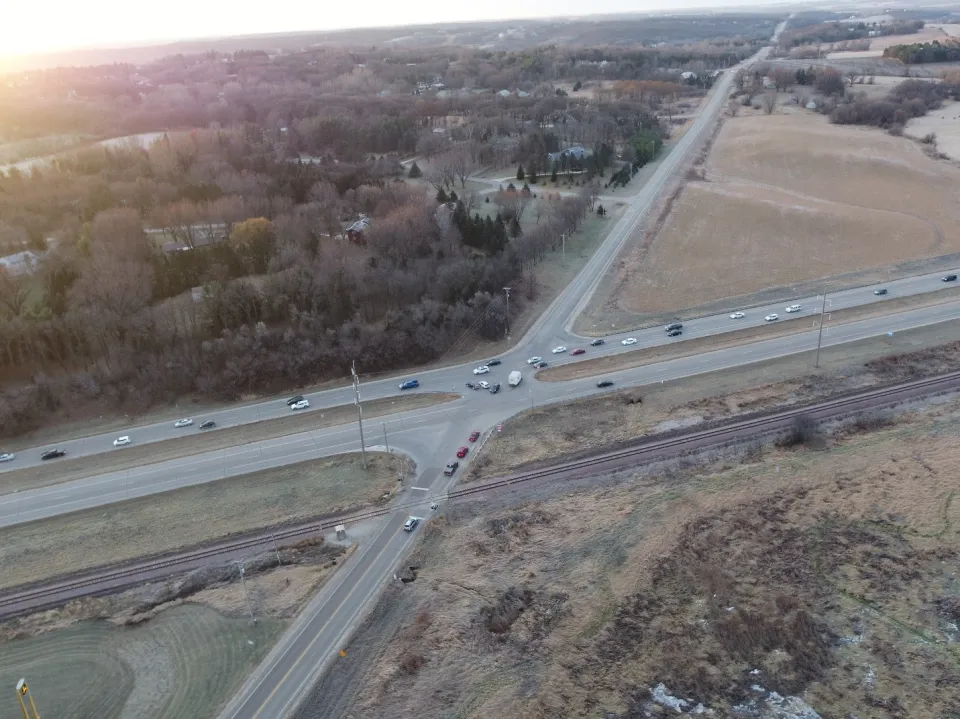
[[3, 370, 959, 619]]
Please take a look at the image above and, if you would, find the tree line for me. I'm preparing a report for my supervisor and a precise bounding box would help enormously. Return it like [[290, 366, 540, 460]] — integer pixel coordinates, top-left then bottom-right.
[[883, 39, 960, 64]]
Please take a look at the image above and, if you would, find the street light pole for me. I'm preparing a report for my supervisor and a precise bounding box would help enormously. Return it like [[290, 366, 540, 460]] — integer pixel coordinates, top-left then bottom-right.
[[815, 288, 828, 368], [503, 287, 511, 339], [351, 361, 368, 469], [236, 561, 256, 623]]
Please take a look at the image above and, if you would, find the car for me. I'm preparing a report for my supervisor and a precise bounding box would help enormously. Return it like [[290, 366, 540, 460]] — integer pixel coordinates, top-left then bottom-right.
[[478, 380, 490, 390], [535, 361, 548, 368], [943, 274, 957, 282], [666, 329, 682, 337], [290, 400, 310, 410], [399, 379, 420, 390], [200, 420, 216, 429], [596, 380, 614, 388], [113, 436, 131, 447], [469, 431, 481, 442], [41, 449, 66, 460], [473, 365, 490, 375], [174, 418, 194, 428], [665, 322, 683, 332], [765, 313, 779, 322], [874, 288, 888, 296], [403, 517, 420, 532], [444, 461, 459, 476], [590, 338, 605, 346], [0, 452, 15, 462], [465, 381, 477, 389], [571, 348, 586, 355], [526, 356, 543, 365], [552, 346, 567, 354], [730, 312, 745, 319], [489, 383, 501, 394], [785, 304, 802, 313], [487, 359, 502, 366], [621, 338, 637, 346], [286, 395, 305, 406], [457, 446, 469, 458]]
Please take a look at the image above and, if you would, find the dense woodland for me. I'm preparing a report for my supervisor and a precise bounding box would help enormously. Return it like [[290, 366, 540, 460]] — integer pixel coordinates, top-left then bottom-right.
[[0, 17, 777, 436], [884, 38, 960, 64]]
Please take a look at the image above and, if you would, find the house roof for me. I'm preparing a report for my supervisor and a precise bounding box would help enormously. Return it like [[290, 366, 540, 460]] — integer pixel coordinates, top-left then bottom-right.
[[346, 216, 371, 233]]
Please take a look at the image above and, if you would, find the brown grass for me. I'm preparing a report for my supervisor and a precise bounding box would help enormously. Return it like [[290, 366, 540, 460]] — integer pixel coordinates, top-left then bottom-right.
[[605, 112, 960, 317], [0, 452, 398, 589], [0, 393, 454, 494], [332, 398, 960, 718], [468, 318, 960, 479]]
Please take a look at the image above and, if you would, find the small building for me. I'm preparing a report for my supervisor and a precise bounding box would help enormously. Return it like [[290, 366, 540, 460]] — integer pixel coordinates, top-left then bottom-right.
[[346, 216, 371, 245], [0, 250, 39, 276], [680, 71, 698, 82], [547, 146, 592, 165], [762, 77, 777, 90]]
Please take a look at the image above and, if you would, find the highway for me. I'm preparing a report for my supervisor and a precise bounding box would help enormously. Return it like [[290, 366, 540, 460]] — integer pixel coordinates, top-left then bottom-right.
[[8, 17, 959, 719]]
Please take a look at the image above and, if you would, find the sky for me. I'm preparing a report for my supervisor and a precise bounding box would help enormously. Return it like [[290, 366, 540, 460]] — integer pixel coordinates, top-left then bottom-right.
[[4, 0, 789, 56]]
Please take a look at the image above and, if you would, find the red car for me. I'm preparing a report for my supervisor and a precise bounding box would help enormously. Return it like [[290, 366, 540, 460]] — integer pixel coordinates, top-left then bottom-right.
[[468, 431, 480, 442], [571, 348, 586, 355], [456, 446, 469, 458]]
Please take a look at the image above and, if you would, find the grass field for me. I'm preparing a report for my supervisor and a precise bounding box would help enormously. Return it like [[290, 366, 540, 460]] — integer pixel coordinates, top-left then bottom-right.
[[0, 604, 285, 719], [467, 318, 960, 479], [0, 392, 455, 494], [311, 395, 960, 718], [0, 452, 398, 589], [603, 111, 960, 319]]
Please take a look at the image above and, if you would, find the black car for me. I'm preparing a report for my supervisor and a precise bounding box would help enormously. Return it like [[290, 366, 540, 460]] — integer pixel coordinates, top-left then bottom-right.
[[665, 322, 683, 332], [535, 361, 548, 368], [286, 395, 305, 406], [444, 461, 459, 476], [590, 339, 605, 346], [489, 383, 501, 394], [873, 288, 888, 295], [943, 275, 957, 282], [487, 359, 502, 366], [199, 420, 216, 429], [666, 329, 682, 337], [465, 381, 477, 390], [41, 449, 66, 460], [596, 380, 614, 388]]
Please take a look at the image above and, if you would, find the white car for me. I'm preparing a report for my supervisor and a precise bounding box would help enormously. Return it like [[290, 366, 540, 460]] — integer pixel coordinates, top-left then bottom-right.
[[174, 418, 194, 428], [0, 452, 14, 462], [526, 356, 543, 365], [621, 338, 637, 346], [290, 400, 310, 410], [472, 366, 490, 375], [113, 436, 131, 447], [551, 346, 567, 354], [785, 304, 802, 313], [478, 380, 490, 389], [729, 312, 745, 319], [765, 313, 779, 322]]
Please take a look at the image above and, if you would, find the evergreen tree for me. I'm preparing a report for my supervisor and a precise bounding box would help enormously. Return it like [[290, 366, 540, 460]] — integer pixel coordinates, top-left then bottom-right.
[[449, 190, 458, 202], [436, 187, 448, 203], [516, 164, 525, 181], [408, 161, 422, 178], [509, 216, 522, 239], [551, 164, 558, 183], [529, 169, 538, 183]]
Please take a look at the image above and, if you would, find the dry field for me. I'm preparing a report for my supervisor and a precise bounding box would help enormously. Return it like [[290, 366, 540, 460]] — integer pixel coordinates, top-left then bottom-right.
[[606, 111, 960, 317], [296, 397, 960, 718], [827, 23, 960, 58], [0, 451, 399, 589], [906, 99, 960, 159]]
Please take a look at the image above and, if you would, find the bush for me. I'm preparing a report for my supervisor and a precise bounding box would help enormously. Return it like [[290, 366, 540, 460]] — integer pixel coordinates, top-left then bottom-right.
[[921, 132, 937, 144], [779, 413, 819, 447], [398, 651, 425, 674]]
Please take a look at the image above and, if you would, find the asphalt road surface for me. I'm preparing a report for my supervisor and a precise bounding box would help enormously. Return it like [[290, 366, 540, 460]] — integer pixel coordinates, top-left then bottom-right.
[[5, 298, 960, 530]]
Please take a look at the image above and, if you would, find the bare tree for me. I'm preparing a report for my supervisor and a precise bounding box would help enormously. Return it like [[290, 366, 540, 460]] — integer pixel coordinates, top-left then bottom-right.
[[762, 91, 777, 115], [0, 269, 29, 317], [846, 69, 860, 87], [727, 98, 741, 117]]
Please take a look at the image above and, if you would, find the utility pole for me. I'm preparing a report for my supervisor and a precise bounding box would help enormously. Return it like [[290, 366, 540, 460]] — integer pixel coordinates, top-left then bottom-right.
[[815, 288, 828, 368], [382, 422, 390, 454], [351, 361, 368, 469], [502, 287, 511, 339], [236, 561, 256, 624], [562, 232, 566, 264]]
